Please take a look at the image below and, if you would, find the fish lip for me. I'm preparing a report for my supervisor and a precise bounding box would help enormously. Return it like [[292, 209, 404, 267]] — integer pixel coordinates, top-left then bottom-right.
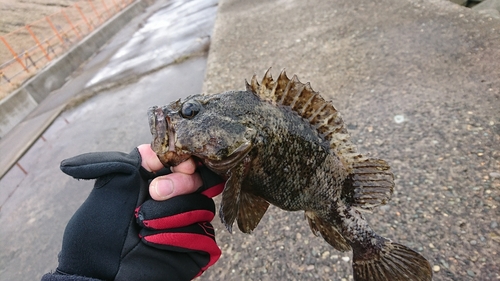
[[148, 106, 190, 166], [148, 106, 168, 154], [166, 117, 176, 153]]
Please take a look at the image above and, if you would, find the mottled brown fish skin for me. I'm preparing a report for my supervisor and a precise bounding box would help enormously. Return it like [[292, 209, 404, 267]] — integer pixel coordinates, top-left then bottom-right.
[[148, 70, 432, 281], [235, 93, 344, 210]]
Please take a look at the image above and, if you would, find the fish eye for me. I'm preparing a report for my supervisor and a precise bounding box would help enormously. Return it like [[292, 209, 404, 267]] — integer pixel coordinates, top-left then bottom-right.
[[180, 101, 202, 119]]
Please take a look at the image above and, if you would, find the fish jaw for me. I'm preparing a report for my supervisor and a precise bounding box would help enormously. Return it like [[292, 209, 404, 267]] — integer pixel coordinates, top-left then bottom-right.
[[147, 106, 190, 167]]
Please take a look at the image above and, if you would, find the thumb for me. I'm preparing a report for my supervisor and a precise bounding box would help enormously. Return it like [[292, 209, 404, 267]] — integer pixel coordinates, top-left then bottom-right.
[[150, 172, 203, 201]]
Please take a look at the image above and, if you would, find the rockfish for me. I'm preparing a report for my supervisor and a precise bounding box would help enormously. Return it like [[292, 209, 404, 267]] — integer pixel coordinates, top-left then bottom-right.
[[148, 70, 432, 281]]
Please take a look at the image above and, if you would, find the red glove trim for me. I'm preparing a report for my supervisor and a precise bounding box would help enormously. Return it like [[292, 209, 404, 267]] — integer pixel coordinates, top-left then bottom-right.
[[144, 231, 221, 269], [201, 182, 224, 198], [142, 210, 214, 229]]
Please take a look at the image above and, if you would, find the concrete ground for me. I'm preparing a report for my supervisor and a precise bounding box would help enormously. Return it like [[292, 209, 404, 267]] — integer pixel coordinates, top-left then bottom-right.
[[0, 0, 499, 280], [201, 0, 499, 280]]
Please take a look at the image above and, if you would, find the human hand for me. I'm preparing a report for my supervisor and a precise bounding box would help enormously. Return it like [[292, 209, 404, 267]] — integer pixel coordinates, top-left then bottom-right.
[[43, 145, 224, 281], [138, 144, 221, 201]]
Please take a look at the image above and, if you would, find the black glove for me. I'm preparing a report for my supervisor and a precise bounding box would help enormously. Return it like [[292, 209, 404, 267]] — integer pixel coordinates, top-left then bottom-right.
[[41, 148, 224, 281]]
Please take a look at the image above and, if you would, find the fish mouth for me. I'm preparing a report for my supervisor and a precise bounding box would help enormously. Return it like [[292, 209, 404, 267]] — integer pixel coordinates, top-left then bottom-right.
[[148, 106, 190, 167]]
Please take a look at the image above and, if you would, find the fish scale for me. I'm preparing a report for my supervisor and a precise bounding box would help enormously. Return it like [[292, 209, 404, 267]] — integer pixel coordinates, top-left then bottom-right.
[[148, 69, 432, 281]]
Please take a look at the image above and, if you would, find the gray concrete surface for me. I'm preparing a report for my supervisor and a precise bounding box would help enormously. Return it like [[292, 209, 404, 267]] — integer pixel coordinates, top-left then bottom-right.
[[0, 0, 217, 280], [0, 0, 148, 139], [473, 0, 500, 18], [200, 0, 500, 280]]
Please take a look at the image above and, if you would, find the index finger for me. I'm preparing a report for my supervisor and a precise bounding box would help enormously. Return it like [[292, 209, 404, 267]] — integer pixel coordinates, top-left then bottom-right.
[[171, 157, 197, 174], [138, 144, 164, 172], [138, 144, 197, 174]]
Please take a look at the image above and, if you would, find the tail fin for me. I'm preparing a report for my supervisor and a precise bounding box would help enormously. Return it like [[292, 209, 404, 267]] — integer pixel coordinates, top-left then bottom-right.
[[352, 240, 432, 281]]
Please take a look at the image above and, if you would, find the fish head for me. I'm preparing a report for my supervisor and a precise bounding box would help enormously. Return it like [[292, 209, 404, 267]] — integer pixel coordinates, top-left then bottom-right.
[[148, 92, 255, 173]]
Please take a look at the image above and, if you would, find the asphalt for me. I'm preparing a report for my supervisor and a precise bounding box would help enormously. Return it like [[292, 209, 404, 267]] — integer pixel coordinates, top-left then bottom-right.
[[0, 0, 499, 280]]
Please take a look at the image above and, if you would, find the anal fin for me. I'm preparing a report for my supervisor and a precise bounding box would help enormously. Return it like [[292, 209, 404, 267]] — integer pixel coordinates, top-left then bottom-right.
[[236, 192, 270, 233], [305, 211, 351, 252], [342, 158, 394, 210]]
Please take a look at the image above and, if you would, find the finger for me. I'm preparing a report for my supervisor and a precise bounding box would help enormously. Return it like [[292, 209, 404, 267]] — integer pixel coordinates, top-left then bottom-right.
[[171, 157, 197, 175], [140, 223, 221, 270], [137, 194, 215, 229], [150, 172, 203, 201], [138, 144, 164, 172], [140, 223, 221, 258]]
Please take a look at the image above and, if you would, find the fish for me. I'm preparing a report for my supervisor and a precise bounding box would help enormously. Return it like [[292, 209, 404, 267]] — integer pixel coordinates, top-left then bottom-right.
[[148, 69, 432, 281]]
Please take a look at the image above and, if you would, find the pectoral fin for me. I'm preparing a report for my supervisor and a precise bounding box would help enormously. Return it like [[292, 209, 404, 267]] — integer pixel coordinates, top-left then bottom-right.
[[237, 192, 270, 233], [219, 156, 251, 233]]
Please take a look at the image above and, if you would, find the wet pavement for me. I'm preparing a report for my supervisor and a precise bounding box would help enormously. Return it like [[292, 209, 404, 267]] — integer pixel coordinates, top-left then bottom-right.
[[85, 0, 215, 88], [0, 0, 216, 280]]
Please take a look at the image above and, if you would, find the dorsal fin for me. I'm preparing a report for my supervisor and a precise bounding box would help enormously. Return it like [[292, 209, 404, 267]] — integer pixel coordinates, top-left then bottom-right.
[[247, 69, 395, 210], [246, 69, 365, 168]]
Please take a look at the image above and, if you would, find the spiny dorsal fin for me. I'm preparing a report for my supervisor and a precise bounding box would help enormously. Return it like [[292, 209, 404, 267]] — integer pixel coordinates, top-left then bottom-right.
[[247, 69, 395, 210], [247, 69, 364, 168]]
